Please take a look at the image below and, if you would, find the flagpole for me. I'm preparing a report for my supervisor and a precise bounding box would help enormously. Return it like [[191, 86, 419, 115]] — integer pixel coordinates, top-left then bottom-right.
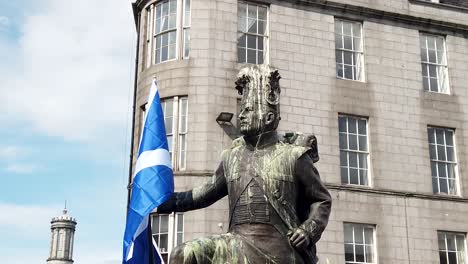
[[148, 215, 154, 264]]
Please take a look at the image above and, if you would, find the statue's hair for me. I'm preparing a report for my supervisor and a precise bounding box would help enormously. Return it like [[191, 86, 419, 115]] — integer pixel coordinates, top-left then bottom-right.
[[234, 65, 281, 108]]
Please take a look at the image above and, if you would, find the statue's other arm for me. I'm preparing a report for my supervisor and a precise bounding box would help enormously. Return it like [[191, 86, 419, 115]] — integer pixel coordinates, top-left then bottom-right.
[[295, 153, 332, 244], [157, 162, 228, 214]]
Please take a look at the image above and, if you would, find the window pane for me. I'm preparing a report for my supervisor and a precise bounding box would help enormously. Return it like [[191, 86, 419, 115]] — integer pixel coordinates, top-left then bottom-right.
[[337, 64, 344, 78], [354, 227, 364, 243], [440, 252, 448, 264], [258, 6, 267, 20], [341, 167, 349, 183], [364, 227, 373, 244], [448, 252, 457, 263], [177, 214, 184, 231], [429, 144, 436, 160], [359, 153, 367, 169], [358, 119, 367, 134], [359, 170, 368, 186], [359, 135, 367, 151], [345, 244, 354, 261], [365, 245, 373, 262], [446, 130, 454, 146], [177, 233, 183, 246], [184, 29, 190, 58], [446, 146, 454, 161], [437, 146, 446, 161], [335, 34, 343, 49], [438, 163, 447, 178], [238, 47, 246, 62], [247, 49, 256, 64], [339, 116, 347, 132], [247, 35, 256, 49], [439, 178, 448, 193], [349, 152, 358, 167], [152, 216, 160, 233], [355, 244, 365, 262], [348, 118, 357, 133], [344, 36, 353, 50], [258, 20, 266, 35], [344, 51, 353, 65], [350, 169, 359, 184], [432, 177, 439, 193], [247, 4, 256, 18], [159, 234, 168, 251], [247, 19, 257, 33], [257, 51, 264, 64], [339, 133, 348, 149], [160, 215, 169, 232], [340, 151, 348, 166], [349, 134, 358, 150]]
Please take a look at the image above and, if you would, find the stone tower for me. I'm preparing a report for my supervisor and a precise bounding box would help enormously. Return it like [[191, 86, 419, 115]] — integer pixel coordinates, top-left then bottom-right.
[[46, 207, 77, 264]]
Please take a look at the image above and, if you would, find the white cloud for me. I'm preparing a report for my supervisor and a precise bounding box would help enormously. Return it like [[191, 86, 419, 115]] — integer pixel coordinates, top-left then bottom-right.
[[0, 202, 59, 234], [0, 145, 29, 160], [0, 0, 135, 141], [5, 163, 39, 174], [0, 16, 9, 26]]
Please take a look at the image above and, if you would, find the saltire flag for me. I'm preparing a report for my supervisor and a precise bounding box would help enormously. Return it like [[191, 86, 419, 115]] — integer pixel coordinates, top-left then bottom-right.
[[123, 79, 174, 264]]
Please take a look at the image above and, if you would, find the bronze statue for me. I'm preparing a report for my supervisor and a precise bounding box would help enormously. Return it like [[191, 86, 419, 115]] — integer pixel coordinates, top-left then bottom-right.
[[158, 65, 332, 264]]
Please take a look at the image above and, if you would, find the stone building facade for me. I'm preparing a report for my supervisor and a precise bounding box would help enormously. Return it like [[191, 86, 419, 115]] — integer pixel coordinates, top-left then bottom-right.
[[128, 0, 468, 263]]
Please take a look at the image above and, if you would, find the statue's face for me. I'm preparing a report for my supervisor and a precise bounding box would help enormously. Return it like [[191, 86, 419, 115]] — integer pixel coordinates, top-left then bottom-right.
[[238, 101, 267, 137]]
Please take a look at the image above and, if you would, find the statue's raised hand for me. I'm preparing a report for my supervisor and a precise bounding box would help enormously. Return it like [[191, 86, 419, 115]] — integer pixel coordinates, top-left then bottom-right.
[[288, 227, 310, 250]]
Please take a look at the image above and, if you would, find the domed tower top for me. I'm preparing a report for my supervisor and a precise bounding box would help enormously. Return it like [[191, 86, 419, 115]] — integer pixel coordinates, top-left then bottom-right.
[[47, 204, 77, 264]]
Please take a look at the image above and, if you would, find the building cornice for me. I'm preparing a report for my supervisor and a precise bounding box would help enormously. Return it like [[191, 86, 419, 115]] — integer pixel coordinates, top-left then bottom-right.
[[409, 0, 468, 12], [132, 0, 468, 36], [326, 183, 468, 203]]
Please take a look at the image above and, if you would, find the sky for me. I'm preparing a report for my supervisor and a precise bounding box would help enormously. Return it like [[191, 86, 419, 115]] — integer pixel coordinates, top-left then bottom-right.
[[0, 0, 136, 263]]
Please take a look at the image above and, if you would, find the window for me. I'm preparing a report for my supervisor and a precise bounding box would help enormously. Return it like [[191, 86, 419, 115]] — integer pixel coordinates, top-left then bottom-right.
[[141, 96, 188, 170], [420, 33, 449, 93], [428, 127, 458, 195], [152, 213, 184, 263], [344, 223, 376, 264], [438, 231, 467, 264], [145, 0, 191, 65], [237, 2, 268, 64], [339, 115, 370, 186], [335, 19, 364, 81]]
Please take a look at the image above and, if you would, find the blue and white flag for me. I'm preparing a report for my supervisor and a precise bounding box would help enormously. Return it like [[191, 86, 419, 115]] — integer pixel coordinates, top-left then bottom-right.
[[123, 79, 174, 264]]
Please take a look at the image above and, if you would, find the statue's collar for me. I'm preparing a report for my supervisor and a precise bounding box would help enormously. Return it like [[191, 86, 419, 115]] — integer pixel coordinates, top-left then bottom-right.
[[243, 131, 279, 150]]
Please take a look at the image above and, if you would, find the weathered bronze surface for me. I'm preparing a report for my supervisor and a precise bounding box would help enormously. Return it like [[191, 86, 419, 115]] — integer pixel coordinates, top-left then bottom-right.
[[158, 65, 332, 264]]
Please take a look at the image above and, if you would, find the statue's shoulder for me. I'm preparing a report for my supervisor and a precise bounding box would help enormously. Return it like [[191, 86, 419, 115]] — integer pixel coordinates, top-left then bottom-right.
[[221, 137, 245, 160], [280, 132, 319, 163]]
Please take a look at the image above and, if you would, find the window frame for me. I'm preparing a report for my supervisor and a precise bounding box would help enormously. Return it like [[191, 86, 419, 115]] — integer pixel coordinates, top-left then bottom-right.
[[140, 95, 189, 171], [338, 114, 371, 187], [237, 1, 269, 64], [419, 33, 450, 94], [343, 223, 378, 264], [427, 126, 460, 196], [334, 18, 365, 82], [151, 213, 185, 262], [144, 0, 191, 66], [437, 231, 467, 264]]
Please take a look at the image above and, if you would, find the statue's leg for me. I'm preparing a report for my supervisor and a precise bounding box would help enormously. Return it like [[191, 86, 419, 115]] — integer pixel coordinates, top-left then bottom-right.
[[169, 237, 218, 264], [169, 244, 197, 264]]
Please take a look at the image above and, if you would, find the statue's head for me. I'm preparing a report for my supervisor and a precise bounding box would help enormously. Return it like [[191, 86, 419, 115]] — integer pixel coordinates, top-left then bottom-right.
[[235, 65, 281, 137]]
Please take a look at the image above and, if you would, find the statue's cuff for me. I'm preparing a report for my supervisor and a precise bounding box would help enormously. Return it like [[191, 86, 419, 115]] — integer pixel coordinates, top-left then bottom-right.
[[299, 220, 319, 242]]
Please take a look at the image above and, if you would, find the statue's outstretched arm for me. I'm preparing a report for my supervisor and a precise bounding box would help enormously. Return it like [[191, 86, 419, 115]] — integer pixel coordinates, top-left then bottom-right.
[[295, 153, 332, 244], [157, 162, 228, 214]]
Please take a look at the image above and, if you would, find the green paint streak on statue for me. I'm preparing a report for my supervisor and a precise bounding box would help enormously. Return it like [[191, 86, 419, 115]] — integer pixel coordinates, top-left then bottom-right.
[[158, 65, 332, 264]]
